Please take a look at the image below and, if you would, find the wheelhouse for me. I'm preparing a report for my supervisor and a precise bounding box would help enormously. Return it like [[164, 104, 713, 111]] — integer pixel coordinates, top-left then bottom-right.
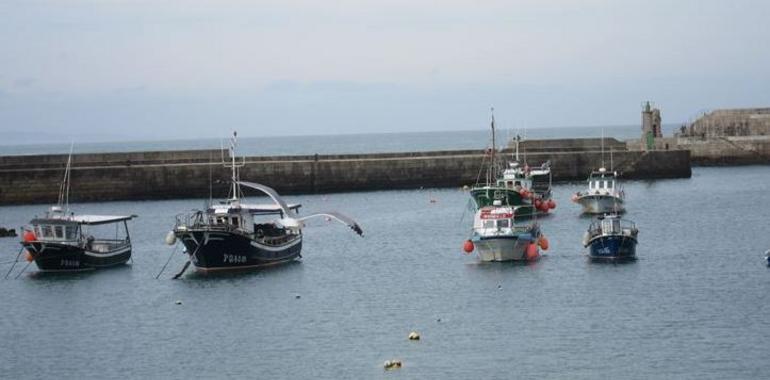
[[27, 213, 136, 253], [588, 215, 637, 238], [498, 162, 532, 190], [587, 168, 619, 194], [176, 201, 301, 236]]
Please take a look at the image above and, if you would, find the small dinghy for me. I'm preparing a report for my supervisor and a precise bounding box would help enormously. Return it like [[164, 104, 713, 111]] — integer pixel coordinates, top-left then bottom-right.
[[583, 214, 638, 260]]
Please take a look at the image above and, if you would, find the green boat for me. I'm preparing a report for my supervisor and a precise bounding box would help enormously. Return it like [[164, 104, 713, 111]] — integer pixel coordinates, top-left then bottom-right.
[[469, 117, 556, 218], [469, 110, 537, 217]]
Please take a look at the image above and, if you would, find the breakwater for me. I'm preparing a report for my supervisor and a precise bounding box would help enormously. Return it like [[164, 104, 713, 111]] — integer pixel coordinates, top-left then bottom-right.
[[0, 147, 690, 205]]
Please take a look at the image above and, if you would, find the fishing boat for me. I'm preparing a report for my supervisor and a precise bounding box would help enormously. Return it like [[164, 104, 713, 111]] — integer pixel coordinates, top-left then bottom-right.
[[582, 214, 638, 260], [571, 168, 625, 214], [463, 201, 548, 262], [468, 110, 548, 217], [19, 149, 136, 271], [166, 132, 363, 275]]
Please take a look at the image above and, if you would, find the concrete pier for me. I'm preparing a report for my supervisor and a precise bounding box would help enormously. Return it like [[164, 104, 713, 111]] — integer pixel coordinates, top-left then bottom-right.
[[0, 147, 690, 205]]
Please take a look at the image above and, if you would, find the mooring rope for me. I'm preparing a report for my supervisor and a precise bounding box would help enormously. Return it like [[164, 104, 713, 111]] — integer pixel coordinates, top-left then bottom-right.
[[3, 247, 24, 279], [172, 245, 200, 280], [13, 261, 32, 279], [155, 243, 179, 279]]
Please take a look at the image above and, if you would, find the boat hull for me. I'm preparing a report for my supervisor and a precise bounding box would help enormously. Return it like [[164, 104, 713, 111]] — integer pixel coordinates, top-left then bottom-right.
[[21, 242, 131, 271], [587, 235, 637, 260], [176, 229, 303, 270], [473, 235, 537, 262], [469, 187, 537, 217], [576, 195, 625, 214]]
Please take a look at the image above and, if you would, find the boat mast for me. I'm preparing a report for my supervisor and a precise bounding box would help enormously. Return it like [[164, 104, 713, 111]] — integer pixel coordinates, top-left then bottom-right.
[[57, 143, 74, 213], [227, 131, 244, 201], [487, 107, 499, 186], [601, 128, 605, 169]]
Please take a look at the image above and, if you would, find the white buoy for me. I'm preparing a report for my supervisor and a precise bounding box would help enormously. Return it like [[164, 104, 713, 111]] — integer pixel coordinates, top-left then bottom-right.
[[165, 231, 177, 246], [175, 300, 182, 305], [384, 360, 402, 370], [408, 331, 420, 340]]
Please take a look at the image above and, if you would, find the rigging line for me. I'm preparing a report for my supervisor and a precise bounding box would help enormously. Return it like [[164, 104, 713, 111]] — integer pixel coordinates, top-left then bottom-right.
[[3, 246, 24, 279], [14, 261, 32, 279], [155, 243, 180, 279]]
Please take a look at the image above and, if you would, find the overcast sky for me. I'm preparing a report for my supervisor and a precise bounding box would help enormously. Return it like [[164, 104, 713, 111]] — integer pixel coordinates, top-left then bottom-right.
[[1, 0, 769, 142]]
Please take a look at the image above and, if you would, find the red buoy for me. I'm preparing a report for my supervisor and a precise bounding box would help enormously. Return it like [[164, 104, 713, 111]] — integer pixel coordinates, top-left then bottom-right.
[[519, 189, 529, 199], [547, 199, 556, 209], [22, 230, 36, 242], [534, 199, 542, 209], [526, 243, 539, 261], [538, 236, 550, 251], [463, 240, 474, 254]]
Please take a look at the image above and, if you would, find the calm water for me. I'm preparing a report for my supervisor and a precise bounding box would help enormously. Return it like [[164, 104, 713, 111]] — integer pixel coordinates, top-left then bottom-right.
[[1, 166, 769, 379]]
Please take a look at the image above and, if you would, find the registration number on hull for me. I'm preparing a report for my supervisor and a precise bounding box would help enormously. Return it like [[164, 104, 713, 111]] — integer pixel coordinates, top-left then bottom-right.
[[223, 254, 247, 264], [60, 259, 80, 267]]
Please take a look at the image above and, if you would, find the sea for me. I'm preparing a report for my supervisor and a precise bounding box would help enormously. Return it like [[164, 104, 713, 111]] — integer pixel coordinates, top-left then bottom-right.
[[1, 126, 769, 379]]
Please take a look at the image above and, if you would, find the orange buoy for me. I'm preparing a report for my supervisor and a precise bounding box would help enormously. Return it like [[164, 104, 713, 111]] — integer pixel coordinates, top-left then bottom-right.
[[23, 230, 36, 242], [24, 250, 33, 262], [463, 240, 474, 254], [526, 243, 539, 261], [547, 199, 556, 209], [538, 236, 549, 251]]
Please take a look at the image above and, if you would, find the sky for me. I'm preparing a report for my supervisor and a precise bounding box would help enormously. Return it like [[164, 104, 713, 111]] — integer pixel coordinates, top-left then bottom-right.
[[1, 0, 769, 143]]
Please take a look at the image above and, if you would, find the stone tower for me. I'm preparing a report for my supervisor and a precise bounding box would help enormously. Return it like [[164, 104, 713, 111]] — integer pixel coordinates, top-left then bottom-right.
[[641, 101, 662, 150]]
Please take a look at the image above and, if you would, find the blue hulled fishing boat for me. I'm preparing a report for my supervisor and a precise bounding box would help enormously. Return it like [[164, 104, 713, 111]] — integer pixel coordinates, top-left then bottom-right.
[[583, 214, 638, 260]]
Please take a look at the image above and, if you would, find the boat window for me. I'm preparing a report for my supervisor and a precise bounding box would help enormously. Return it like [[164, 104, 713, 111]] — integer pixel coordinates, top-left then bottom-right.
[[34, 226, 42, 237], [65, 226, 77, 240], [231, 217, 240, 228], [54, 225, 64, 239], [483, 220, 495, 229], [41, 225, 53, 238], [497, 219, 510, 228], [216, 217, 226, 225]]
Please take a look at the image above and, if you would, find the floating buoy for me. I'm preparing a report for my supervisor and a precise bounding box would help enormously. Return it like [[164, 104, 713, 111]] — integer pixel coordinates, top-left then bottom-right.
[[463, 240, 474, 254], [24, 250, 33, 262], [526, 243, 539, 261], [408, 331, 420, 340], [429, 198, 437, 204], [547, 199, 556, 209], [22, 230, 36, 242], [175, 300, 182, 305], [538, 236, 549, 251], [164, 231, 177, 245], [295, 294, 301, 299], [571, 194, 579, 203], [384, 360, 402, 370]]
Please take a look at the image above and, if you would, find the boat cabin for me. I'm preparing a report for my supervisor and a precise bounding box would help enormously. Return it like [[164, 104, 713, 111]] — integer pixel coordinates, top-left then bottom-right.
[[473, 206, 532, 233], [185, 201, 302, 236], [498, 162, 532, 190], [27, 212, 136, 252], [587, 168, 620, 195], [588, 215, 637, 238]]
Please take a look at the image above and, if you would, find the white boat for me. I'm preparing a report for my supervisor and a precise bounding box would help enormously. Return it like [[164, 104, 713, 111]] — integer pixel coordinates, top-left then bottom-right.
[[465, 202, 547, 262], [572, 168, 625, 214]]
